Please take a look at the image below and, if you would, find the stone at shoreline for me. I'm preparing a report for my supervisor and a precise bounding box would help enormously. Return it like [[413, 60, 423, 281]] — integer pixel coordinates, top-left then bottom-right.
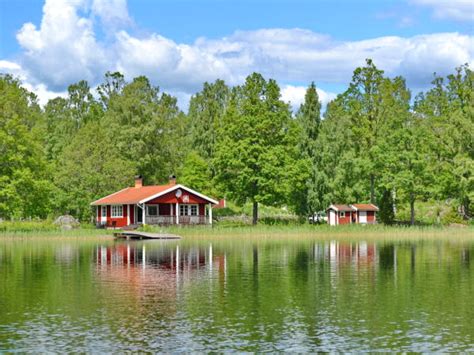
[[54, 215, 80, 230]]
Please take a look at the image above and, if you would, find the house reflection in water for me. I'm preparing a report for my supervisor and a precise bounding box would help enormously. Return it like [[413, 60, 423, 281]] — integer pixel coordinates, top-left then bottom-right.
[[314, 241, 378, 266], [95, 242, 227, 280]]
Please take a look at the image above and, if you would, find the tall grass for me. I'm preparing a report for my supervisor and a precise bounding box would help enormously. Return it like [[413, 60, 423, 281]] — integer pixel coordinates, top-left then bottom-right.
[[1, 220, 471, 241], [157, 223, 474, 242], [0, 220, 112, 238]]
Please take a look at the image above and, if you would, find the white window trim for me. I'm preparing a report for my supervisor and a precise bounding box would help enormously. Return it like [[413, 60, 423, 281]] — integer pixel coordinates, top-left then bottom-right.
[[146, 204, 159, 216], [340, 211, 346, 218], [101, 205, 107, 218], [179, 204, 199, 216], [111, 205, 123, 218]]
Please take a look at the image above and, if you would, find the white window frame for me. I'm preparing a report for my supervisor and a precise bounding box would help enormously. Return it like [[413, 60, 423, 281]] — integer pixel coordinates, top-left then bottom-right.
[[101, 206, 107, 218], [147, 205, 159, 216], [179, 204, 199, 216], [340, 211, 346, 218], [111, 205, 123, 218]]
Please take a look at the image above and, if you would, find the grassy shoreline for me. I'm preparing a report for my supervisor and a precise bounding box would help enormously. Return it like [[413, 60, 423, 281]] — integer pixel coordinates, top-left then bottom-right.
[[1, 223, 472, 241]]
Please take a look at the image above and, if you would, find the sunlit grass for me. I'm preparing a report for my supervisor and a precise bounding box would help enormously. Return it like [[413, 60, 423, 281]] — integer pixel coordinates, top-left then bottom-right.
[[0, 221, 472, 242], [161, 224, 474, 242]]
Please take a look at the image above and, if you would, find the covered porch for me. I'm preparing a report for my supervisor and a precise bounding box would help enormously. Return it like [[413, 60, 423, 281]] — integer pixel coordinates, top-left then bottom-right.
[[134, 202, 213, 226]]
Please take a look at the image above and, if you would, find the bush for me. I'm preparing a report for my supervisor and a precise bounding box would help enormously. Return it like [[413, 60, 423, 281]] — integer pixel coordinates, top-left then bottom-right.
[[213, 207, 239, 217], [259, 215, 302, 226], [441, 208, 466, 225]]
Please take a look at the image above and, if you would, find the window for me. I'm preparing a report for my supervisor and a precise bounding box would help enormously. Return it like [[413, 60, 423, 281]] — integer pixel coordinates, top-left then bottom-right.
[[147, 205, 158, 216], [180, 204, 199, 216], [101, 206, 107, 218], [340, 211, 346, 218], [111, 205, 123, 218]]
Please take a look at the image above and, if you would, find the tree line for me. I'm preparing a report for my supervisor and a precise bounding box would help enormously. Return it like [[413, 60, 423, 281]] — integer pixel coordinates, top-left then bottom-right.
[[0, 60, 472, 224]]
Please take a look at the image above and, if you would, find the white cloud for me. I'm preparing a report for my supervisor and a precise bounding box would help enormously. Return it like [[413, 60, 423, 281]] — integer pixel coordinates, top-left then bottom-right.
[[23, 82, 67, 106], [0, 60, 22, 73], [195, 29, 472, 89], [2, 0, 473, 109], [16, 0, 107, 90], [114, 31, 231, 92], [91, 0, 131, 29], [399, 33, 472, 88], [0, 60, 66, 105], [411, 0, 474, 21], [281, 85, 337, 111]]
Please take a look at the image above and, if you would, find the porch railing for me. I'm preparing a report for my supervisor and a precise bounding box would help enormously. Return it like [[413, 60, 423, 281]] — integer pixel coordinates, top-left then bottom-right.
[[145, 215, 208, 225]]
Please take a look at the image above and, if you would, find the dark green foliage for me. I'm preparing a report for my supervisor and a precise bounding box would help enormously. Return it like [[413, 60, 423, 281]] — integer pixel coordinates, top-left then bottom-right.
[[179, 151, 215, 197], [378, 189, 395, 225], [0, 75, 55, 219], [188, 80, 230, 166], [0, 62, 471, 225], [291, 83, 321, 216], [54, 121, 136, 220], [213, 73, 301, 224]]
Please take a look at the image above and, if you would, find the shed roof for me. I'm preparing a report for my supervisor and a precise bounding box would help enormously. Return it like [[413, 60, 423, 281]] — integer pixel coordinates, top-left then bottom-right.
[[352, 203, 379, 211], [91, 184, 218, 206], [328, 204, 354, 212]]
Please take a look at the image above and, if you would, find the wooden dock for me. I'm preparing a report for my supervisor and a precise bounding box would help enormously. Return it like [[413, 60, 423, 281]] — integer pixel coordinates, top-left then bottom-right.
[[114, 231, 181, 240]]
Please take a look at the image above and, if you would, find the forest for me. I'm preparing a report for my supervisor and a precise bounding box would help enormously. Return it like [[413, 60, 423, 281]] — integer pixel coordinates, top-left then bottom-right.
[[0, 59, 472, 225]]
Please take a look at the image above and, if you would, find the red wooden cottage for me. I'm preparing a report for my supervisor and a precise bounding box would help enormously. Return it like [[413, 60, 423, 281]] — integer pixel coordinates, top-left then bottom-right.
[[327, 204, 379, 226], [91, 176, 218, 228]]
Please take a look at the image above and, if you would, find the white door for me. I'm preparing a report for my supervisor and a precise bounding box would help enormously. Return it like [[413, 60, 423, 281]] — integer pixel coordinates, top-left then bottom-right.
[[359, 211, 367, 224], [101, 206, 107, 225], [329, 210, 336, 226]]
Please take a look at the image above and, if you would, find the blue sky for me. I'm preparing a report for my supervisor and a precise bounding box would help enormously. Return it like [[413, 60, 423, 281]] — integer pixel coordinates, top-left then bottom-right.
[[0, 0, 472, 108]]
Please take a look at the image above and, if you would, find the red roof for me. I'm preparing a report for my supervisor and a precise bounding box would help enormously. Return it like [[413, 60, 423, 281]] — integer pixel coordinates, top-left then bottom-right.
[[91, 183, 218, 205], [352, 204, 379, 211], [327, 204, 379, 212], [91, 184, 175, 205], [329, 204, 354, 212]]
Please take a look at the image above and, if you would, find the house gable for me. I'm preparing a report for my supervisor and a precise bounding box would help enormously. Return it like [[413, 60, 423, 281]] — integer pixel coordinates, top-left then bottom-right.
[[139, 184, 218, 205]]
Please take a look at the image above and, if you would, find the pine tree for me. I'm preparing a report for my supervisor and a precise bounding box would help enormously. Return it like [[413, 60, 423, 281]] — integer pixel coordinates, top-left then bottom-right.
[[294, 82, 321, 216]]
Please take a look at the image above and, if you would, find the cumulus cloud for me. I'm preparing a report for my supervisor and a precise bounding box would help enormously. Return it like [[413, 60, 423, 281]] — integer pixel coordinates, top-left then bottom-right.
[[195, 29, 472, 89], [16, 0, 107, 90], [3, 0, 473, 109], [399, 33, 472, 88], [411, 0, 474, 21], [0, 60, 66, 105], [91, 0, 131, 29], [281, 85, 337, 111], [0, 60, 22, 73]]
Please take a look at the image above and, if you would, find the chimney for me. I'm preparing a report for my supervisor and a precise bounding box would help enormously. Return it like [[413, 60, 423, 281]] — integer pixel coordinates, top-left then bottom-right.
[[169, 174, 176, 185], [134, 175, 143, 188]]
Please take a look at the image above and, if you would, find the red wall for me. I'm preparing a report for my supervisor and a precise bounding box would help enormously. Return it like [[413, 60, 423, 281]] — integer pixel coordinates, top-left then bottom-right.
[[105, 204, 128, 228], [159, 204, 171, 215], [367, 211, 376, 223], [148, 190, 210, 204], [129, 204, 135, 224], [338, 211, 354, 225]]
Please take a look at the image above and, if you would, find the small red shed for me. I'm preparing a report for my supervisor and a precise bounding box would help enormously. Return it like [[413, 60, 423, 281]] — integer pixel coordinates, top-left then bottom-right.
[[90, 176, 218, 228], [352, 204, 379, 224], [327, 203, 378, 226]]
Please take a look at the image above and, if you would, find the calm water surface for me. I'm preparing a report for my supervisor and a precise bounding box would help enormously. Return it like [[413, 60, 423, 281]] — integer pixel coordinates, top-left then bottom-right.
[[0, 236, 473, 352]]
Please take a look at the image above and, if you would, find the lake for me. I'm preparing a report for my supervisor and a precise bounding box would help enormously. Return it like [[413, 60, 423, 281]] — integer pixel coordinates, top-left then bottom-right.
[[0, 235, 473, 352]]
